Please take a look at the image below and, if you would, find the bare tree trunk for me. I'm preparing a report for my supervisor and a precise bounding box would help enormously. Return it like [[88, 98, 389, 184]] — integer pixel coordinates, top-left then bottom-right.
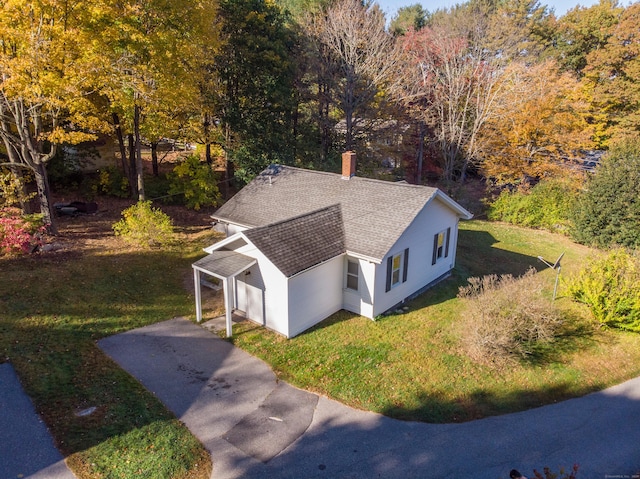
[[224, 124, 233, 199], [134, 104, 145, 201], [314, 0, 399, 154], [416, 121, 425, 184], [112, 113, 129, 177], [151, 141, 159, 177], [203, 112, 212, 165], [291, 99, 299, 162], [318, 77, 331, 167], [344, 77, 354, 151], [128, 133, 137, 198], [0, 118, 29, 211], [4, 99, 59, 233], [205, 143, 212, 165], [396, 22, 506, 186], [33, 162, 58, 235]]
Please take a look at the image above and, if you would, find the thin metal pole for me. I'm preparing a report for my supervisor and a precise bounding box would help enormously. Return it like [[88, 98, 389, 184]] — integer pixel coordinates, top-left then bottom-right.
[[553, 266, 561, 301], [194, 268, 202, 322]]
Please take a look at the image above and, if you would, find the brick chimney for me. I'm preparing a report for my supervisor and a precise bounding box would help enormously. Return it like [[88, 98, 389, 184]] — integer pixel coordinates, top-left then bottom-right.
[[341, 151, 356, 179]]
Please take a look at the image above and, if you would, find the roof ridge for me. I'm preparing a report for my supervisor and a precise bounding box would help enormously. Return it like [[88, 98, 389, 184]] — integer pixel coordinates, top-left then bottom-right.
[[269, 165, 436, 191]]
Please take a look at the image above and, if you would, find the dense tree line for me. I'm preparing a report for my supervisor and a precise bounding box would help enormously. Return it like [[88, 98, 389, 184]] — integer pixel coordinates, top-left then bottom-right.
[[1, 0, 639, 234]]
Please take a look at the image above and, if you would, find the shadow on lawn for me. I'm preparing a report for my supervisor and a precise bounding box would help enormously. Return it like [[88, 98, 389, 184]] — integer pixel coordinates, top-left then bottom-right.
[[457, 229, 544, 278], [398, 229, 545, 312], [522, 318, 601, 368], [380, 379, 607, 424], [288, 229, 550, 334], [0, 248, 199, 456]]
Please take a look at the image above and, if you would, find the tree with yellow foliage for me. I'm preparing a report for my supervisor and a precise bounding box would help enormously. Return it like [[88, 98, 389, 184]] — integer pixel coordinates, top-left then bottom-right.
[[0, 0, 109, 233], [91, 0, 216, 199], [584, 2, 640, 143], [479, 60, 594, 186]]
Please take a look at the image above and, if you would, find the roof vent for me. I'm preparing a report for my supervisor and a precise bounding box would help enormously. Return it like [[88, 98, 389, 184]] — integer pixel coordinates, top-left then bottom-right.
[[342, 151, 356, 180]]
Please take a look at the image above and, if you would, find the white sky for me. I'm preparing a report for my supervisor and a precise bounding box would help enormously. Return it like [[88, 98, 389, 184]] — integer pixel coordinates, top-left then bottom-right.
[[377, 0, 605, 18]]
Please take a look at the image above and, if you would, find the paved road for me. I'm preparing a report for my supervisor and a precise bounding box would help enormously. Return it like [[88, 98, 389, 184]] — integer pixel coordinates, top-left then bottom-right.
[[0, 363, 76, 479], [98, 317, 640, 479]]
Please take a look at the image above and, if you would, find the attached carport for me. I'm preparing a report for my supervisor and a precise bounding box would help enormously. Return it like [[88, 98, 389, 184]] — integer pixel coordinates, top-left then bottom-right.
[[192, 250, 257, 337]]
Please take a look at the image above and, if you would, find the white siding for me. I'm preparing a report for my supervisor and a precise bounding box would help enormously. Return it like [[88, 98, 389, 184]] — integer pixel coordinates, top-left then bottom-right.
[[214, 195, 465, 334], [342, 257, 375, 319], [287, 256, 344, 338], [235, 243, 290, 336], [372, 198, 460, 317]]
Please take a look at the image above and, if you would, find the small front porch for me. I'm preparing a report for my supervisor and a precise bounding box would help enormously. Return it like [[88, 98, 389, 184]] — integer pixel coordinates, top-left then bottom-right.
[[192, 250, 256, 338]]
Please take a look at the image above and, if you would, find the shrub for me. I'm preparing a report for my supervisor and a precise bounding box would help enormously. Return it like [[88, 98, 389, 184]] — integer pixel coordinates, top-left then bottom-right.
[[144, 173, 173, 203], [458, 269, 564, 366], [0, 207, 45, 256], [112, 201, 174, 248], [570, 139, 640, 248], [566, 249, 640, 332], [488, 178, 580, 233], [97, 166, 130, 198], [167, 156, 221, 210], [0, 168, 35, 207]]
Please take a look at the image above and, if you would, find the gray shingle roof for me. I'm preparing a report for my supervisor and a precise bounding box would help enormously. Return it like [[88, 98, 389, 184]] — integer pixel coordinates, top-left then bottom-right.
[[213, 165, 468, 261], [243, 205, 345, 277], [193, 250, 256, 278]]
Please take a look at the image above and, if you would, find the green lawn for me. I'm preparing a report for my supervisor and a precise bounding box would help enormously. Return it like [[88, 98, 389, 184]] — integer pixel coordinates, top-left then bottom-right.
[[230, 220, 640, 422], [2, 215, 639, 479], [0, 233, 213, 479]]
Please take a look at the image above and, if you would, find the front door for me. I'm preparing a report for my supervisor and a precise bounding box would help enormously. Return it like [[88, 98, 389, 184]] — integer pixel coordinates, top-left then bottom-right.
[[235, 265, 264, 324]]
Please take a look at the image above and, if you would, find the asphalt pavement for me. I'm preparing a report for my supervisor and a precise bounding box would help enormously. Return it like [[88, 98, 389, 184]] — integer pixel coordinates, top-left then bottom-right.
[[97, 317, 640, 479], [0, 362, 76, 479], [3, 316, 639, 479]]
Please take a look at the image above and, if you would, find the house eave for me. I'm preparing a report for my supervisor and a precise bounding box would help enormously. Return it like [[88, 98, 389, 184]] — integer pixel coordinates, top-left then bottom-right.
[[345, 250, 381, 265], [203, 230, 258, 254], [433, 190, 474, 220], [210, 216, 255, 230]]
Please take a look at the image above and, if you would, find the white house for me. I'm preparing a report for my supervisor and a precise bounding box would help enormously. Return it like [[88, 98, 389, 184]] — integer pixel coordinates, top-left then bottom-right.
[[193, 152, 473, 338]]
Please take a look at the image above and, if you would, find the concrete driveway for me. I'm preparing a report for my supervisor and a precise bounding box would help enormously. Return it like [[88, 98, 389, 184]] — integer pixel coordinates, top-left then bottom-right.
[[98, 317, 640, 479]]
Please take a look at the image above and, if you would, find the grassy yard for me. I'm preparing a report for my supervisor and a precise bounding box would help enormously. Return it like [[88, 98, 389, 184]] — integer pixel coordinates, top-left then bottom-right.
[[0, 204, 215, 479], [230, 220, 640, 422], [3, 209, 640, 479]]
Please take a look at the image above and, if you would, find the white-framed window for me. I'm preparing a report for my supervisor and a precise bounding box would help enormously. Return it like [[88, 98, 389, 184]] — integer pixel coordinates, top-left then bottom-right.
[[385, 248, 409, 292], [346, 259, 359, 291], [432, 227, 451, 265]]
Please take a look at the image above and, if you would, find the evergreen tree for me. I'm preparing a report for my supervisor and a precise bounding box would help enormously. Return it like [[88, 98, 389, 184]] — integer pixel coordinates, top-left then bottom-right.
[[571, 138, 640, 249], [211, 0, 298, 184]]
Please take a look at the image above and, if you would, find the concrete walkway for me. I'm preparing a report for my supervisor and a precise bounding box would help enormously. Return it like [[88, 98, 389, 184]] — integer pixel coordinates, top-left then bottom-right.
[[0, 363, 76, 479], [98, 317, 640, 479]]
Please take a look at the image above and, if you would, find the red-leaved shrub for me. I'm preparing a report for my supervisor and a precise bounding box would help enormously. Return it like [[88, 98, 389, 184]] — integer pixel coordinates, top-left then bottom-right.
[[0, 207, 44, 256]]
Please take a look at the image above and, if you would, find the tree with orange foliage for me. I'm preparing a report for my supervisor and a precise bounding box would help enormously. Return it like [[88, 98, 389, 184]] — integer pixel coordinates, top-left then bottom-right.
[[479, 60, 594, 186], [584, 2, 640, 143]]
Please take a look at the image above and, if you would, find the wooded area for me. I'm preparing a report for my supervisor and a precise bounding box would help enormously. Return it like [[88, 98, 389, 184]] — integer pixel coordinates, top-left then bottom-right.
[[1, 0, 638, 234]]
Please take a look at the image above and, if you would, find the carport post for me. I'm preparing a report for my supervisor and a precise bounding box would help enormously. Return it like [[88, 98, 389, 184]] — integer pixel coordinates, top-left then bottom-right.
[[194, 268, 203, 323], [223, 277, 233, 338]]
